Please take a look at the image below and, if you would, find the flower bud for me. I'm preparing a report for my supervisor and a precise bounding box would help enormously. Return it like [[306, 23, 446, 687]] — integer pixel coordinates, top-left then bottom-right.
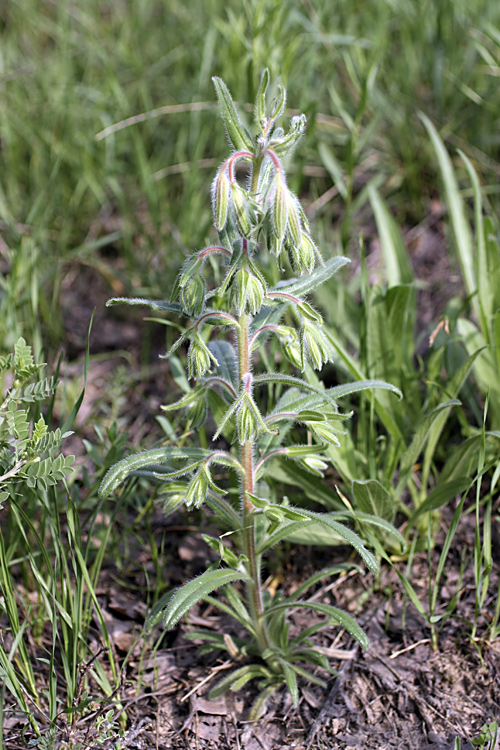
[[288, 232, 316, 275], [272, 172, 288, 242], [160, 487, 187, 519], [180, 274, 206, 317], [187, 335, 218, 379], [308, 420, 341, 446], [286, 192, 302, 248], [212, 167, 230, 231], [237, 400, 258, 444], [301, 322, 332, 370], [282, 339, 302, 369], [184, 469, 208, 509], [246, 273, 265, 314], [231, 183, 251, 237], [297, 456, 328, 476]]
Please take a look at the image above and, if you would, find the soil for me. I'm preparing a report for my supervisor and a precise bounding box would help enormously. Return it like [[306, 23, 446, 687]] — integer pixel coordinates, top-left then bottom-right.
[[3, 505, 499, 750]]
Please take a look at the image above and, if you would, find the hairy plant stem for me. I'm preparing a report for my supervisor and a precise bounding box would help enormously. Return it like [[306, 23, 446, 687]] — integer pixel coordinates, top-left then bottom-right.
[[238, 313, 271, 654]]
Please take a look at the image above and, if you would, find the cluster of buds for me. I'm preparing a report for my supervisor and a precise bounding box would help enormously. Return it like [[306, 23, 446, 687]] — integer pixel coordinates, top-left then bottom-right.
[[163, 71, 343, 490]]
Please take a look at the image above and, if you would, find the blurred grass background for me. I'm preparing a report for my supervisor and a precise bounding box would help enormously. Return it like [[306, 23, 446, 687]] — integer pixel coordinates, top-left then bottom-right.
[[2, 0, 500, 357]]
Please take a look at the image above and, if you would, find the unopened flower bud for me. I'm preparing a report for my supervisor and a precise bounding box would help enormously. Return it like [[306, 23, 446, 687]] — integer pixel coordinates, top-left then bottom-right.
[[298, 456, 328, 476], [231, 183, 251, 237], [212, 167, 230, 231], [301, 322, 332, 370], [237, 400, 258, 444], [246, 273, 265, 314], [288, 232, 316, 275], [180, 274, 206, 317], [283, 339, 302, 369], [308, 420, 341, 446], [187, 336, 217, 379], [185, 469, 208, 509], [286, 192, 302, 247], [272, 172, 288, 242]]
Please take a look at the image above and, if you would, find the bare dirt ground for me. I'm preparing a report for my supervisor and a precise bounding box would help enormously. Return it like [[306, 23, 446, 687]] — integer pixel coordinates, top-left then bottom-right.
[[4, 506, 500, 750]]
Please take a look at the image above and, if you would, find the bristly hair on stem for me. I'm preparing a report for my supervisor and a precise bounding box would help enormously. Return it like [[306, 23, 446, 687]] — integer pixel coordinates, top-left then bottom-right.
[[99, 70, 404, 716]]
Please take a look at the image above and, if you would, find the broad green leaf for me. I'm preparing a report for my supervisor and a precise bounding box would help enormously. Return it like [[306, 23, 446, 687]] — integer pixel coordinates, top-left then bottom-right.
[[284, 521, 345, 546], [258, 519, 317, 554], [296, 510, 378, 572], [459, 150, 490, 334], [269, 256, 350, 298], [396, 401, 461, 496], [368, 184, 413, 286], [440, 431, 500, 484], [351, 479, 394, 521], [208, 341, 238, 388], [264, 601, 369, 649], [420, 114, 476, 315], [286, 564, 360, 602], [99, 447, 212, 496], [212, 77, 254, 152], [163, 569, 249, 630], [422, 346, 486, 487], [210, 664, 272, 699], [408, 478, 471, 526]]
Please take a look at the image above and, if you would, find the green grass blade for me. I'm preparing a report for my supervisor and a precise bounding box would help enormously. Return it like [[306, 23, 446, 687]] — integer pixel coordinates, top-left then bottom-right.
[[420, 114, 476, 315]]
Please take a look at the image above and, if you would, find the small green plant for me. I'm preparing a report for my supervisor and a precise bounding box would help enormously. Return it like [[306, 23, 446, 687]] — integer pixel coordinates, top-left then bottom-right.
[[471, 721, 499, 750], [100, 72, 403, 712], [0, 337, 75, 506]]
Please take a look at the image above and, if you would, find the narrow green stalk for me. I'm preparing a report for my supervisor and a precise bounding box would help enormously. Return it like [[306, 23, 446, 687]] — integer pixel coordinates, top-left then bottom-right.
[[238, 314, 270, 653]]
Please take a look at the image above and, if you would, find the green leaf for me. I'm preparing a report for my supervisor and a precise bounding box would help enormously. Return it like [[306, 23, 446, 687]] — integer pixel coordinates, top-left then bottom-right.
[[162, 569, 249, 630], [420, 114, 476, 315], [106, 297, 182, 314], [209, 664, 272, 699], [253, 373, 338, 406], [325, 379, 402, 401], [279, 658, 298, 706], [297, 510, 378, 572], [368, 184, 413, 286], [264, 601, 369, 649], [270, 256, 350, 297], [208, 341, 238, 388], [212, 77, 254, 152], [396, 400, 461, 496], [351, 479, 393, 521], [408, 478, 471, 526], [145, 590, 176, 630], [99, 447, 212, 496]]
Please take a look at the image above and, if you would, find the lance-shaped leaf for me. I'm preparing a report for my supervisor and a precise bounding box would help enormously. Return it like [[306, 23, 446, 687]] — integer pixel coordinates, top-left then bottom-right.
[[269, 256, 350, 297], [253, 373, 338, 407], [99, 447, 212, 496], [162, 568, 250, 630], [255, 68, 270, 126], [263, 601, 369, 650], [212, 77, 254, 153], [294, 509, 378, 572], [106, 297, 182, 314]]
